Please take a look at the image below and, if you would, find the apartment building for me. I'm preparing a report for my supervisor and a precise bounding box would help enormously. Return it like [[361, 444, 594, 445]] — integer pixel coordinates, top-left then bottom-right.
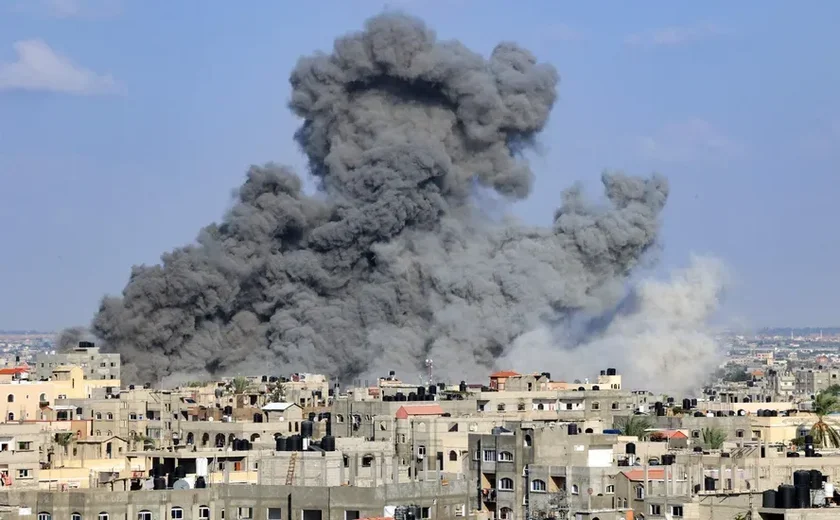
[[34, 342, 120, 382]]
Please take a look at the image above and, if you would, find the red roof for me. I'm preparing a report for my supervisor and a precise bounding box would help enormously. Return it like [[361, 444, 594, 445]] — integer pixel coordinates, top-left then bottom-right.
[[395, 404, 445, 419], [490, 370, 520, 378], [0, 366, 29, 375], [652, 430, 688, 440], [623, 469, 666, 481]]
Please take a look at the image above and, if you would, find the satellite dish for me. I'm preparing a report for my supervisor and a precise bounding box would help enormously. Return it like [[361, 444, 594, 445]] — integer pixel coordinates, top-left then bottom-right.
[[172, 479, 191, 490], [142, 479, 155, 490]]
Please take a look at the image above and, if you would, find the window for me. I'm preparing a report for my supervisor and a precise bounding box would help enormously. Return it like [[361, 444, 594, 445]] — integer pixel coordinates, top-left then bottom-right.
[[606, 484, 615, 494], [671, 505, 684, 517], [6, 395, 12, 403], [524, 434, 532, 447], [736, 430, 745, 438], [17, 469, 30, 478], [96, 413, 102, 420], [591, 401, 600, 410], [72, 514, 82, 520], [571, 484, 579, 495], [99, 514, 109, 520], [18, 441, 31, 450], [497, 451, 513, 462], [417, 445, 426, 457], [361, 455, 374, 467], [198, 507, 210, 520], [38, 514, 51, 520], [691, 430, 700, 438], [531, 479, 546, 492], [171, 508, 184, 519], [611, 402, 620, 410], [268, 508, 282, 520], [636, 485, 645, 500], [237, 507, 253, 519], [499, 508, 512, 520], [107, 413, 113, 420], [138, 511, 152, 520], [483, 449, 496, 462], [498, 477, 514, 490], [7, 413, 13, 422], [449, 450, 458, 461], [649, 504, 661, 515], [497, 403, 505, 411], [343, 511, 359, 520]]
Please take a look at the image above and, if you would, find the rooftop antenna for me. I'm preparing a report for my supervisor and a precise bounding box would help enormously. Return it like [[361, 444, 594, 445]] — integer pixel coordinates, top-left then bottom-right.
[[424, 359, 434, 386]]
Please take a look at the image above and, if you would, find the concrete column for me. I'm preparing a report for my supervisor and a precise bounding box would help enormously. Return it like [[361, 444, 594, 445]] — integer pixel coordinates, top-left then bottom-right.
[[350, 454, 358, 486], [372, 454, 378, 487], [321, 454, 327, 487], [393, 455, 400, 484]]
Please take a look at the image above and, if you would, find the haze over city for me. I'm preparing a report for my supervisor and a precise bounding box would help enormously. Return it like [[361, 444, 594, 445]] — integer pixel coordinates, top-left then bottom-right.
[[1, 0, 839, 335]]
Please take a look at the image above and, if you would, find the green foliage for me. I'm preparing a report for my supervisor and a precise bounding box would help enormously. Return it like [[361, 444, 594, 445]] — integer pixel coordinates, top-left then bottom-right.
[[231, 376, 250, 395], [810, 391, 840, 447], [615, 415, 653, 439], [825, 384, 840, 396], [717, 365, 750, 383], [702, 427, 727, 449]]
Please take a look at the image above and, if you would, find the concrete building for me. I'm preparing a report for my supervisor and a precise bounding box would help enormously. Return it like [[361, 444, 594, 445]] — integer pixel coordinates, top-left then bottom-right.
[[34, 342, 120, 382]]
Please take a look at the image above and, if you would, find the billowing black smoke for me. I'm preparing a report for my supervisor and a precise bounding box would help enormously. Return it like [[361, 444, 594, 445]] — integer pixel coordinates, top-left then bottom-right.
[[84, 13, 669, 384]]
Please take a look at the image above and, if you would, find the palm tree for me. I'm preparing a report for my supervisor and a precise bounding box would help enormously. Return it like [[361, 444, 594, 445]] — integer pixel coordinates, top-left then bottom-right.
[[616, 415, 654, 439], [810, 391, 840, 447], [54, 432, 74, 467], [232, 376, 250, 395], [702, 427, 727, 450]]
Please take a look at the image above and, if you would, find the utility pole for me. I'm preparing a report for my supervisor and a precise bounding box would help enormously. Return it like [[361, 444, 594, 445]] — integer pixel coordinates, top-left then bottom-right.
[[524, 465, 530, 520]]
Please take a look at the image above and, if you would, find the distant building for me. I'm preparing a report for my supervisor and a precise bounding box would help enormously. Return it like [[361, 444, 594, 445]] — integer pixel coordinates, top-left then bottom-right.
[[34, 342, 120, 382]]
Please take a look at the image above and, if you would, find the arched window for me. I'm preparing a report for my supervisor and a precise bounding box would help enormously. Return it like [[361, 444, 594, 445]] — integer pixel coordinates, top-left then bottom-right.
[[498, 477, 514, 490], [137, 511, 152, 520], [39, 393, 46, 402], [37, 513, 51, 520], [71, 513, 82, 520], [214, 433, 225, 447], [202, 433, 210, 446], [106, 413, 113, 420], [6, 395, 13, 403], [531, 479, 547, 492], [499, 508, 512, 520], [336, 414, 344, 423], [6, 412, 13, 422], [585, 428, 594, 434], [524, 434, 532, 447], [106, 430, 112, 437], [99, 513, 109, 520], [448, 450, 458, 461], [170, 507, 184, 519], [228, 433, 236, 446], [498, 451, 513, 462], [591, 401, 600, 410], [186, 432, 195, 445], [198, 507, 210, 520], [96, 413, 102, 420], [250, 433, 261, 443], [636, 485, 645, 499], [95, 430, 101, 436], [572, 484, 580, 495]]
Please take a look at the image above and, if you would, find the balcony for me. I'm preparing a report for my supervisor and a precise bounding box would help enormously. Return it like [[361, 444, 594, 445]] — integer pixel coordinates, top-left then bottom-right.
[[481, 488, 497, 503]]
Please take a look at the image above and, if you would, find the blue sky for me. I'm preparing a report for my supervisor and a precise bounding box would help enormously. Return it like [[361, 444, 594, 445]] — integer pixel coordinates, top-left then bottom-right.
[[1, 0, 838, 331]]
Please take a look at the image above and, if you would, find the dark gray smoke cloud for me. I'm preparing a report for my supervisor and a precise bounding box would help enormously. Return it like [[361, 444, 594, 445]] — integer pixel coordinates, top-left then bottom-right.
[[85, 13, 669, 384], [56, 326, 95, 352]]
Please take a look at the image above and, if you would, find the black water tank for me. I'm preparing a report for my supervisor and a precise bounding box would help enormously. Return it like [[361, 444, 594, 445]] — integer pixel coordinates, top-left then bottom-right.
[[661, 454, 675, 465], [786, 452, 800, 458], [794, 470, 811, 489], [308, 412, 316, 421], [408, 392, 417, 401], [417, 386, 426, 397], [128, 385, 135, 390], [428, 385, 437, 395], [231, 439, 240, 451], [795, 485, 810, 508], [243, 440, 251, 451], [395, 392, 404, 401], [607, 368, 617, 376], [693, 446, 703, 453], [174, 466, 186, 479], [656, 407, 666, 417], [568, 423, 578, 435], [275, 437, 287, 452], [667, 397, 675, 403], [195, 476, 206, 489], [682, 398, 692, 410], [704, 476, 715, 491], [261, 375, 268, 382], [459, 381, 467, 392], [592, 385, 600, 391], [810, 469, 823, 490], [322, 435, 336, 452], [301, 420, 314, 439], [691, 398, 697, 407], [289, 435, 302, 451], [153, 477, 166, 490], [223, 406, 233, 415], [166, 472, 175, 489], [541, 372, 551, 380], [626, 442, 636, 455], [762, 489, 776, 508], [694, 412, 704, 417]]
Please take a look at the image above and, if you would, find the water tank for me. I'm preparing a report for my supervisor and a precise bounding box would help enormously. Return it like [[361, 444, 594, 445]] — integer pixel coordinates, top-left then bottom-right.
[[794, 470, 811, 489], [417, 386, 426, 397], [322, 435, 336, 452], [79, 341, 94, 349], [694, 412, 704, 417], [195, 476, 206, 489], [762, 490, 776, 508], [667, 397, 675, 404], [289, 435, 302, 451], [301, 420, 314, 439], [428, 385, 437, 395], [541, 372, 551, 380], [459, 381, 467, 392], [607, 368, 617, 376], [223, 406, 233, 415], [174, 466, 186, 479], [269, 376, 278, 383], [261, 375, 267, 382], [786, 452, 800, 458], [578, 386, 586, 391], [408, 392, 417, 402], [691, 398, 698, 407], [661, 454, 675, 465], [766, 396, 772, 403], [128, 385, 135, 390], [795, 484, 810, 508], [275, 436, 287, 452], [592, 385, 600, 391], [153, 477, 166, 490], [810, 469, 823, 490], [704, 476, 716, 491], [682, 398, 692, 410], [166, 472, 175, 489], [395, 392, 405, 401], [693, 446, 703, 453], [626, 442, 636, 455]]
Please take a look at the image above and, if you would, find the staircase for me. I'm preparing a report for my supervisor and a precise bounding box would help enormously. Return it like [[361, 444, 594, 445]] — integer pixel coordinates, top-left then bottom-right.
[[285, 451, 298, 486]]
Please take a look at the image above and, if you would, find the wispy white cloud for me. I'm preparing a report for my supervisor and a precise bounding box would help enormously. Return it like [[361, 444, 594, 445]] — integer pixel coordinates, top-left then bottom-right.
[[637, 119, 742, 163], [626, 23, 727, 47], [0, 40, 122, 95]]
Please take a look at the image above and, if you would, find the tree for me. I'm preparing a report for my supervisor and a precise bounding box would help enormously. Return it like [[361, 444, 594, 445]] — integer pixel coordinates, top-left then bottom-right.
[[825, 384, 840, 396], [232, 376, 250, 395], [616, 415, 653, 439], [810, 391, 840, 447], [702, 427, 727, 450], [53, 432, 74, 467]]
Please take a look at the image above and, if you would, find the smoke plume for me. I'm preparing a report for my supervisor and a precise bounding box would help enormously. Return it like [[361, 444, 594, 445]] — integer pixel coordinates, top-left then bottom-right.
[[85, 13, 670, 384], [504, 255, 728, 394], [56, 326, 95, 352]]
